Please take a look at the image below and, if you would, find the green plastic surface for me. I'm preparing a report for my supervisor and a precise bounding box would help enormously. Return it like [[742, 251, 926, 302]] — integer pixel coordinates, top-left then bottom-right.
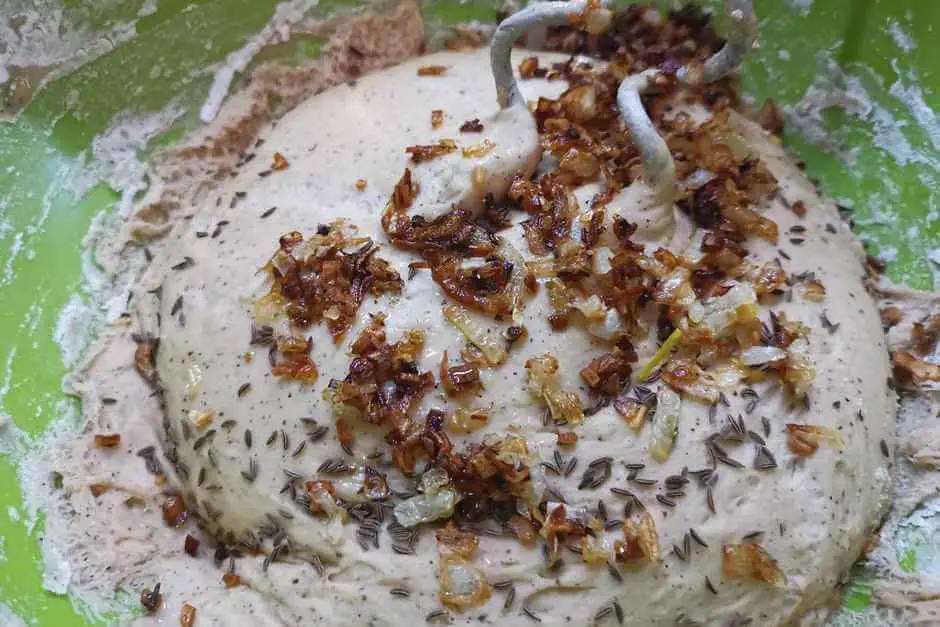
[[0, 0, 937, 623]]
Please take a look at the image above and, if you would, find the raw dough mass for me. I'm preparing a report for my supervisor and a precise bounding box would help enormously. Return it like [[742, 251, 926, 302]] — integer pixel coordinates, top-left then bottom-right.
[[45, 5, 900, 626]]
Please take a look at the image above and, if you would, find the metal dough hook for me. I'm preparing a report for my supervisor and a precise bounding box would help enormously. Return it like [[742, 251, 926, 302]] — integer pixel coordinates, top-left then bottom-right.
[[616, 0, 757, 199], [490, 0, 613, 109]]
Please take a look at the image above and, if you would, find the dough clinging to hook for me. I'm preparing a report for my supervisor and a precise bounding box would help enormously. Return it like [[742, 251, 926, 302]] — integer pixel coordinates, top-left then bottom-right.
[[404, 0, 613, 222]]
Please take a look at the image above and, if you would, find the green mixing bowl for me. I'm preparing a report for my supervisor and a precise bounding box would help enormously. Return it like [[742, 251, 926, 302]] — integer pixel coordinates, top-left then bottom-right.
[[0, 0, 937, 623]]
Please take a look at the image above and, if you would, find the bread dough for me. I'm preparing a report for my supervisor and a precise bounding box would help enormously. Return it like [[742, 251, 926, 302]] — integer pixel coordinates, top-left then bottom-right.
[[108, 45, 895, 625], [15, 1, 893, 614]]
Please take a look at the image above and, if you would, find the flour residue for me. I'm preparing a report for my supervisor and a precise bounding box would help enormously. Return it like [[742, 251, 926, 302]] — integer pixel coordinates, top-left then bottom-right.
[[0, 214, 11, 241], [0, 602, 27, 627], [887, 73, 940, 154], [137, 0, 159, 19], [828, 285, 940, 626], [886, 20, 916, 54], [198, 0, 320, 123], [786, 0, 814, 16], [0, 155, 90, 290], [0, 1, 142, 120], [0, 417, 18, 460], [1, 232, 23, 287], [53, 294, 97, 370], [878, 247, 899, 264], [894, 501, 940, 579], [91, 105, 186, 217], [786, 48, 940, 288], [15, 401, 81, 590], [0, 347, 15, 421], [788, 57, 936, 169]]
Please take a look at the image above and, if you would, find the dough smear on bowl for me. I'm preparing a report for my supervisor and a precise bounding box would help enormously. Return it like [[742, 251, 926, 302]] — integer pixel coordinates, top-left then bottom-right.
[[57, 3, 897, 625]]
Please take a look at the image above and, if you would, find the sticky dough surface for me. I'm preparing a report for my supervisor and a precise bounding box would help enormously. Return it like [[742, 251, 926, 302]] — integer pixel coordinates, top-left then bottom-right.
[[117, 47, 893, 625]]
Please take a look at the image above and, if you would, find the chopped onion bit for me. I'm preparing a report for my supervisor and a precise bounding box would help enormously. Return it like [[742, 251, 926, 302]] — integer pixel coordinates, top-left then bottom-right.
[[615, 510, 660, 563], [438, 554, 492, 610], [394, 469, 458, 527], [649, 387, 681, 462], [786, 424, 846, 456], [443, 305, 507, 366], [722, 542, 786, 586], [180, 603, 197, 627], [525, 353, 584, 425]]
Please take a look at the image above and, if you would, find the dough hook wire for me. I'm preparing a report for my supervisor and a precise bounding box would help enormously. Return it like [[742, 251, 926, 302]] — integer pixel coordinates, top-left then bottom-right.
[[617, 0, 757, 199], [489, 1, 756, 199], [490, 0, 614, 109]]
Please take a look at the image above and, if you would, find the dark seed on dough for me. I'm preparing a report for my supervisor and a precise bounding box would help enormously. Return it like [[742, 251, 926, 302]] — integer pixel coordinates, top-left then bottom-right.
[[606, 561, 623, 583], [689, 528, 708, 548], [705, 576, 718, 594], [522, 606, 542, 622], [594, 606, 614, 622], [656, 495, 676, 507]]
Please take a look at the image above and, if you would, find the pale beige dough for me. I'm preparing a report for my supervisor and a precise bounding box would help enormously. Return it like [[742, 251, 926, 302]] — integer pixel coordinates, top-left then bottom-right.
[[66, 46, 894, 626]]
